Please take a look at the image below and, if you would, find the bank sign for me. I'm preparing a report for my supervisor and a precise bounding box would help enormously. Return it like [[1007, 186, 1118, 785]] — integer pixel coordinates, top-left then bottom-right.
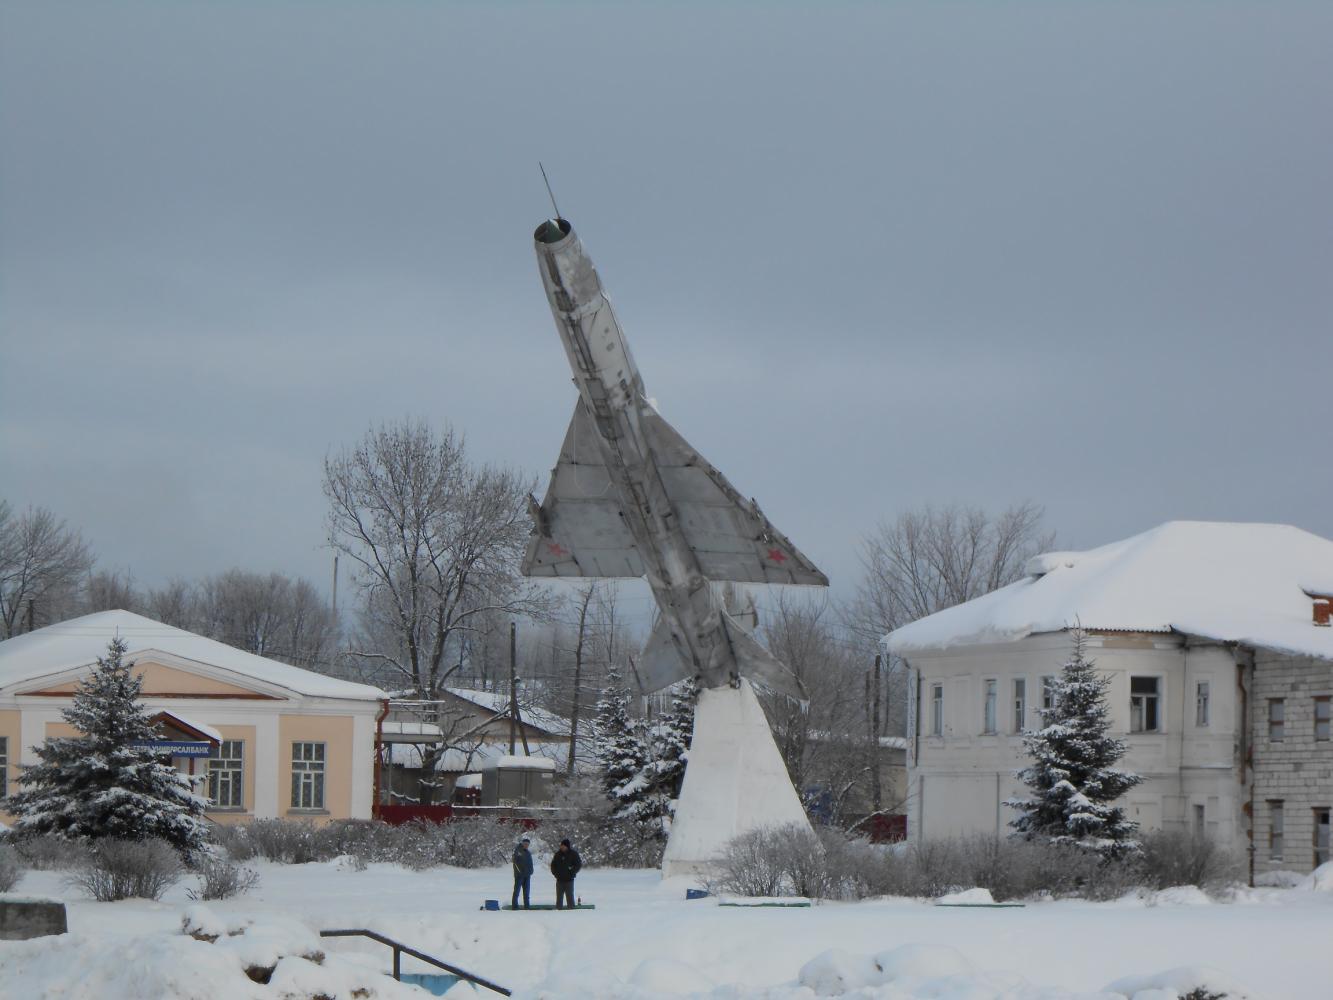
[[129, 740, 213, 758]]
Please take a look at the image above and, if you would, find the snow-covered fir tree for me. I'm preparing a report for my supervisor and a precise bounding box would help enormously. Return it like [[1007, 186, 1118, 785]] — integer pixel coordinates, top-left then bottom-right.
[[626, 678, 698, 835], [592, 667, 648, 811], [1006, 630, 1142, 859], [10, 636, 210, 854]]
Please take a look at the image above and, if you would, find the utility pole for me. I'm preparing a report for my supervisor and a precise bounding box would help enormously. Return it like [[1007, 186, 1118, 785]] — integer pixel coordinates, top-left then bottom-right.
[[509, 621, 518, 754], [870, 653, 883, 811]]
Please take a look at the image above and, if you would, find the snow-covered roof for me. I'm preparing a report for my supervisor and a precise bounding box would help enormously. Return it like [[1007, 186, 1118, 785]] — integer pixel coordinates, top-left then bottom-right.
[[384, 739, 593, 774], [887, 521, 1333, 661], [155, 710, 223, 743], [0, 610, 387, 702], [380, 721, 445, 742], [483, 754, 557, 771], [446, 688, 569, 736]]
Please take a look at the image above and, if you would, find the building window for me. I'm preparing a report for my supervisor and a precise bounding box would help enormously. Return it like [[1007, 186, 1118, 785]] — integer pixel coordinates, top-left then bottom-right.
[[1268, 699, 1285, 742], [1013, 678, 1027, 733], [207, 740, 244, 809], [983, 679, 997, 734], [1195, 681, 1210, 727], [1130, 676, 1160, 733], [1041, 676, 1056, 713], [1316, 697, 1331, 742], [931, 684, 943, 736], [291, 742, 326, 810], [1315, 808, 1330, 869], [0, 735, 7, 798], [1193, 803, 1205, 837], [1268, 801, 1284, 860]]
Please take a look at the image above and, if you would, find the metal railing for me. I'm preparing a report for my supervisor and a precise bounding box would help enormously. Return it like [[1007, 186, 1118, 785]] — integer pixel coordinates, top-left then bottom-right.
[[319, 928, 512, 996]]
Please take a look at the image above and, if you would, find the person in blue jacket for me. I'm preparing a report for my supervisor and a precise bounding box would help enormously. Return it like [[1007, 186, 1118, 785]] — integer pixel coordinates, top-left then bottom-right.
[[511, 836, 534, 909]]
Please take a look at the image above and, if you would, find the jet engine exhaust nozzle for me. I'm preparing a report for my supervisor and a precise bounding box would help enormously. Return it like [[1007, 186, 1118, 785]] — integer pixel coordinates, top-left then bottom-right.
[[534, 218, 573, 244]]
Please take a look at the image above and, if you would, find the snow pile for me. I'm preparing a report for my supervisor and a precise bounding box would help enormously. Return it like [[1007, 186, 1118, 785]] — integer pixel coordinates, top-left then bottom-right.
[[936, 887, 996, 905], [888, 521, 1333, 661], [1105, 965, 1259, 999], [0, 907, 421, 1000], [514, 944, 1263, 999], [1296, 860, 1333, 891], [1147, 886, 1212, 907]]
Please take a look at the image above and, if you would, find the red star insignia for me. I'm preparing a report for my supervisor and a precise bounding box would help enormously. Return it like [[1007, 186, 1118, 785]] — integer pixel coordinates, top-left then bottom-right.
[[766, 548, 787, 564], [547, 541, 567, 557]]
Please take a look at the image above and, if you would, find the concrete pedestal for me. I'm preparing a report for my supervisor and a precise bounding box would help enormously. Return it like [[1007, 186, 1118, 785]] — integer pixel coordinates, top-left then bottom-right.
[[662, 679, 811, 879], [0, 897, 68, 940]]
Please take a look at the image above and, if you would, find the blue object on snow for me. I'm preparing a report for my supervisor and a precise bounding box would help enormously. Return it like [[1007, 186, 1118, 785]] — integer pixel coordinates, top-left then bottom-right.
[[400, 972, 462, 995], [483, 899, 499, 910], [686, 888, 709, 900]]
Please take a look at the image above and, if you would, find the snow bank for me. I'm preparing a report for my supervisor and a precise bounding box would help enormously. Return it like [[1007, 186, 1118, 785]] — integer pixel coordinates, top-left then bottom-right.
[[1147, 886, 1212, 906], [1296, 860, 1333, 891], [936, 887, 996, 905], [1105, 965, 1259, 999], [0, 908, 422, 1000]]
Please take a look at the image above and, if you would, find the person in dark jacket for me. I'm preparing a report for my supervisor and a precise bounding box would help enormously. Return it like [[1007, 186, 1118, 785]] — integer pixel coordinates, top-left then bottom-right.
[[511, 836, 534, 909], [550, 838, 583, 909]]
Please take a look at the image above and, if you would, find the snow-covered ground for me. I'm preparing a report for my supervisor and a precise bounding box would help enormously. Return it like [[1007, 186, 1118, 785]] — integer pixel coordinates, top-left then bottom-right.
[[4, 862, 1333, 999]]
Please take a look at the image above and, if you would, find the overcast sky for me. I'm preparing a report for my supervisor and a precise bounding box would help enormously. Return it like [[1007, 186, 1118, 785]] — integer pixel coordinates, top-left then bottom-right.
[[2, 1, 1329, 612]]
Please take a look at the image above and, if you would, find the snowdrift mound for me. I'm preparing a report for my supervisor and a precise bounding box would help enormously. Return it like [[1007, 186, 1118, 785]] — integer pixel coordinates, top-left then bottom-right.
[[0, 906, 423, 1000], [1296, 861, 1333, 892], [511, 942, 1262, 999]]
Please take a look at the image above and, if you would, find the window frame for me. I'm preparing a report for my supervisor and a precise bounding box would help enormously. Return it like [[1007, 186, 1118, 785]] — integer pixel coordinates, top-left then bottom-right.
[[1268, 699, 1285, 742], [1013, 677, 1027, 733], [931, 683, 944, 737], [1195, 680, 1210, 728], [1268, 800, 1284, 861], [982, 678, 998, 735], [1314, 808, 1330, 869], [1041, 675, 1056, 714], [207, 739, 245, 810], [1130, 675, 1161, 733], [0, 735, 7, 799], [291, 741, 327, 811], [1315, 697, 1331, 742]]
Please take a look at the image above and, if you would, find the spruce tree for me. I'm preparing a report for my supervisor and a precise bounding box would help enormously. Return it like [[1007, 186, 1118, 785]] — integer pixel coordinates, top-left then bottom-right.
[[1007, 630, 1142, 859], [11, 636, 210, 854], [591, 667, 648, 812], [628, 678, 698, 836]]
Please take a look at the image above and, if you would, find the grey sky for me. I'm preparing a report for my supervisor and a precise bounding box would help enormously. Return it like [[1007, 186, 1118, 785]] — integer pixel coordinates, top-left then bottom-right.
[[2, 1, 1330, 608]]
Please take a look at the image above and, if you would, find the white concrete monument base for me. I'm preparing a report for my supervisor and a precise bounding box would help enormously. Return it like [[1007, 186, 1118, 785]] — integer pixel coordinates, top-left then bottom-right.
[[661, 678, 811, 879]]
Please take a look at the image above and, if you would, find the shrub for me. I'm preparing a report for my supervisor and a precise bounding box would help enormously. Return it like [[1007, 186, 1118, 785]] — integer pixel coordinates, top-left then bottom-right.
[[0, 844, 21, 892], [709, 825, 789, 897], [68, 838, 183, 901], [187, 857, 261, 901], [1138, 830, 1243, 891], [12, 834, 92, 871]]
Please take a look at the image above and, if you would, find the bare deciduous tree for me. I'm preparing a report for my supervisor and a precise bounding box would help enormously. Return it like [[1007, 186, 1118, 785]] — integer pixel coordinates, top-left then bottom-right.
[[194, 570, 339, 671], [324, 420, 542, 801], [846, 502, 1053, 641], [0, 501, 95, 637], [843, 501, 1055, 737]]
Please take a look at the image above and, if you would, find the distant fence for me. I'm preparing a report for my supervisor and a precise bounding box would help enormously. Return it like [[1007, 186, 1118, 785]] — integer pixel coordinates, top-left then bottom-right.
[[377, 803, 542, 830]]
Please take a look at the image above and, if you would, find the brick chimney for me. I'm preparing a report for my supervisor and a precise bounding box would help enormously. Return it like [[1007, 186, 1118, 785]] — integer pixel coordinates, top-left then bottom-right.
[[1316, 598, 1332, 627]]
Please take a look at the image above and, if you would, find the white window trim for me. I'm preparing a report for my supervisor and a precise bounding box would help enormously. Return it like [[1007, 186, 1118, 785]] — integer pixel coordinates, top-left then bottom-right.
[[291, 741, 327, 811], [931, 683, 944, 737], [982, 678, 998, 735], [208, 739, 245, 811], [1013, 678, 1027, 734], [1130, 675, 1163, 733]]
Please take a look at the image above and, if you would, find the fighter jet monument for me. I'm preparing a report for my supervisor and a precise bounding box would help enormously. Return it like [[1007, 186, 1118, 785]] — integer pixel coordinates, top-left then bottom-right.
[[521, 216, 828, 877]]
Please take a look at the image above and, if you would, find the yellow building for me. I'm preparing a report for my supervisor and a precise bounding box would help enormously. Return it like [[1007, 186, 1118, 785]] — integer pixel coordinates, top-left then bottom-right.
[[0, 610, 387, 825]]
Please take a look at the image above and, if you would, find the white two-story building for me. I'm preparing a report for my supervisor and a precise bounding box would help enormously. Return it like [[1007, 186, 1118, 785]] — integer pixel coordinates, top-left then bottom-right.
[[886, 521, 1333, 875]]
